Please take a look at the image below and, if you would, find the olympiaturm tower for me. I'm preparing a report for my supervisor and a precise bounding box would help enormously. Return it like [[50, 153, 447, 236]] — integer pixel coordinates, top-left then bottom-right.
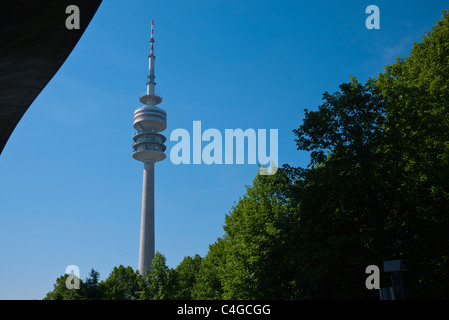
[[132, 20, 167, 276]]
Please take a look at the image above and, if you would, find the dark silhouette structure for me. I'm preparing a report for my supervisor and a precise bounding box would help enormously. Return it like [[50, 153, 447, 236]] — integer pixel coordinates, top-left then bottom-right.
[[0, 0, 102, 155]]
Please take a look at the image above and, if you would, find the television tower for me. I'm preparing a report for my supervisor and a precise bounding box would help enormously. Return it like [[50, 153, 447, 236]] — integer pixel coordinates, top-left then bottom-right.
[[132, 20, 167, 276]]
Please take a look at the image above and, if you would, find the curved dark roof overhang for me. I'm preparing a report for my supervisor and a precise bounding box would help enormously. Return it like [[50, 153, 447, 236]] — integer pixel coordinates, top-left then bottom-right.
[[0, 0, 102, 155]]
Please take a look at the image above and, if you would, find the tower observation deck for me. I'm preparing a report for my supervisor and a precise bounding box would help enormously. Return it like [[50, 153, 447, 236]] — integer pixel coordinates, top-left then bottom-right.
[[133, 20, 166, 276]]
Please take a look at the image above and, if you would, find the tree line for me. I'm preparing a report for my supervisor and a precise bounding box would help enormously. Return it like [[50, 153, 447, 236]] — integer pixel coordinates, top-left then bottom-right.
[[45, 10, 449, 300]]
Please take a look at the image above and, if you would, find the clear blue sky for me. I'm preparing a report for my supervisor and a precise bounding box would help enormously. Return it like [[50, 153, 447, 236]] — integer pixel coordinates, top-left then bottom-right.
[[0, 0, 447, 299]]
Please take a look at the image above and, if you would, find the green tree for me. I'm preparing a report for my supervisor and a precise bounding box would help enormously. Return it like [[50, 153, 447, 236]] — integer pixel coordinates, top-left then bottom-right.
[[44, 269, 103, 300], [219, 171, 295, 299], [80, 268, 103, 299], [286, 9, 449, 299], [289, 77, 388, 299], [374, 9, 449, 299], [44, 274, 85, 300], [101, 265, 141, 300], [192, 238, 226, 300], [174, 254, 203, 299], [140, 251, 178, 300]]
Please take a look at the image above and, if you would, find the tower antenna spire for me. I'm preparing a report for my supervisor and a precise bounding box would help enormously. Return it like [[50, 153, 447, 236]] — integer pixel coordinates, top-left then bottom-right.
[[150, 20, 154, 57], [143, 20, 160, 98]]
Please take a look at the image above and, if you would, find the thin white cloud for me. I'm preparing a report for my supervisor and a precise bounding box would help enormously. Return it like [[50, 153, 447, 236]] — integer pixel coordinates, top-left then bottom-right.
[[381, 34, 414, 64]]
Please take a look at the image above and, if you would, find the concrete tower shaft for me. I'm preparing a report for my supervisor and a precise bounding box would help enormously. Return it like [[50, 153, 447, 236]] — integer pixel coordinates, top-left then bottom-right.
[[139, 161, 155, 275]]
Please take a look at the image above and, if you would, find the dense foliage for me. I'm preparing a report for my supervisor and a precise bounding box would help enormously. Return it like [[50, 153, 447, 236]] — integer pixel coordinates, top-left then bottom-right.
[[45, 10, 449, 300]]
